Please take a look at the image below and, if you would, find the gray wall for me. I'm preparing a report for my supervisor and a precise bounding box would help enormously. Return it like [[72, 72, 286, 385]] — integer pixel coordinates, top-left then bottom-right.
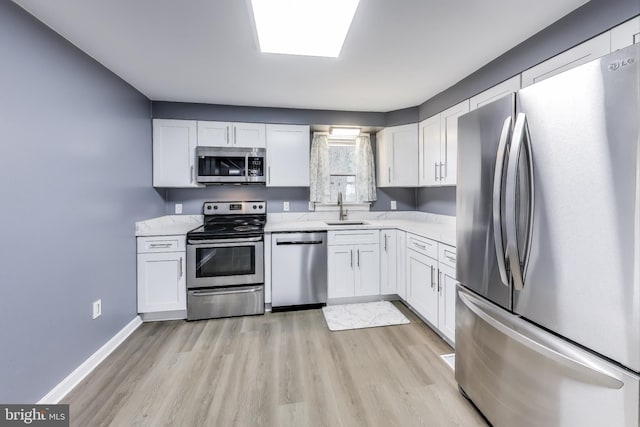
[[416, 187, 456, 216], [0, 2, 163, 403]]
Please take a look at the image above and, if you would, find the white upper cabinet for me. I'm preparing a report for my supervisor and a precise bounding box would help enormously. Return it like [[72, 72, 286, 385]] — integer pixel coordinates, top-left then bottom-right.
[[521, 32, 611, 88], [611, 16, 640, 51], [266, 124, 310, 187], [152, 119, 200, 188], [469, 75, 521, 111], [419, 100, 468, 187], [197, 121, 266, 148], [376, 123, 418, 187], [418, 115, 440, 187]]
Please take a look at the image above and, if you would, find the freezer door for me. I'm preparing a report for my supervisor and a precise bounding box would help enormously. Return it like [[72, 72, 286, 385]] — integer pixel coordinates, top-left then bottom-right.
[[456, 285, 640, 427], [513, 44, 640, 372], [457, 94, 515, 310]]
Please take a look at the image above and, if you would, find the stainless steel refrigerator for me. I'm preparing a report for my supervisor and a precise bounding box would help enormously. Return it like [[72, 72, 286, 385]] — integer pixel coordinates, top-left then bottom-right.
[[456, 43, 640, 427]]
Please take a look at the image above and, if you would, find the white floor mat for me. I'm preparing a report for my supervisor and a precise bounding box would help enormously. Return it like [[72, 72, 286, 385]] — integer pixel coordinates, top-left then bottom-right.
[[440, 353, 455, 371], [321, 301, 410, 331]]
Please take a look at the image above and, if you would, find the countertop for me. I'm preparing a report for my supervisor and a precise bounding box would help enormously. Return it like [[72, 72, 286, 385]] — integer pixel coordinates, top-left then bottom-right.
[[135, 212, 456, 246], [265, 212, 456, 246], [135, 215, 203, 237]]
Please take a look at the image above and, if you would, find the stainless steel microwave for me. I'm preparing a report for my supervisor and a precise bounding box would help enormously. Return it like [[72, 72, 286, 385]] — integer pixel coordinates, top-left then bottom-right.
[[196, 146, 266, 184]]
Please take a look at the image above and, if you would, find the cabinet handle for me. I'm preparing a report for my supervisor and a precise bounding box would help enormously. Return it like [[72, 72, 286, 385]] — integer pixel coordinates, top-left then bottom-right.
[[268, 166, 271, 184], [414, 242, 426, 250], [384, 234, 388, 252], [440, 162, 446, 180], [190, 165, 194, 183], [179, 257, 183, 278], [149, 243, 172, 248], [388, 167, 391, 183], [357, 249, 360, 267], [435, 162, 439, 181], [226, 126, 230, 144], [233, 126, 237, 144], [437, 270, 442, 293], [350, 249, 353, 268], [430, 265, 434, 288]]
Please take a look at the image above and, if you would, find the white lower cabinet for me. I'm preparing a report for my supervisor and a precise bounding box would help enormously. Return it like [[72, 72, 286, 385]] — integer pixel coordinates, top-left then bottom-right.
[[406, 247, 439, 326], [404, 233, 457, 345], [327, 230, 380, 299], [380, 230, 397, 295], [137, 236, 186, 316]]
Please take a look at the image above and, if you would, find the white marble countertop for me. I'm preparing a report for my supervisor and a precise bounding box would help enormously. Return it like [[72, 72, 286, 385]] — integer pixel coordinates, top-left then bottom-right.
[[135, 215, 203, 237], [265, 211, 456, 246], [134, 211, 456, 245]]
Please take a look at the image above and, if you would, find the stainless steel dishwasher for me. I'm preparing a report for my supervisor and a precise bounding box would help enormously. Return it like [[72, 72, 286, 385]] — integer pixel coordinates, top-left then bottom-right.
[[271, 231, 327, 308]]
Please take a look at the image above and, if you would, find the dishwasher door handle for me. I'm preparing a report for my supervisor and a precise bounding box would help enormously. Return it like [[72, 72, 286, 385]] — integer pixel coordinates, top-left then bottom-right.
[[276, 240, 324, 245]]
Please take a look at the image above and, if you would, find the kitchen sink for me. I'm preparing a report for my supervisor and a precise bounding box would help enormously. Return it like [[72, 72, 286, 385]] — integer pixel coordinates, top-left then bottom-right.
[[324, 220, 370, 226]]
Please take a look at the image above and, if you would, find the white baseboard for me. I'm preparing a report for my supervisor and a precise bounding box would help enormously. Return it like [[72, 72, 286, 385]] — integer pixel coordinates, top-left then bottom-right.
[[38, 316, 143, 404]]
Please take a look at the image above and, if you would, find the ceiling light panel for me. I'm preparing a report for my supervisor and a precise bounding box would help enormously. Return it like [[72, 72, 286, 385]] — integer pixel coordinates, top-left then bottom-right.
[[251, 0, 360, 58]]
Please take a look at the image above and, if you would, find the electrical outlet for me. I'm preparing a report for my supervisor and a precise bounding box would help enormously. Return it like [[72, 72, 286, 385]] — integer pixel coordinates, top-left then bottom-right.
[[308, 201, 315, 211], [283, 201, 290, 211], [175, 203, 183, 214], [92, 299, 102, 319], [390, 200, 397, 210]]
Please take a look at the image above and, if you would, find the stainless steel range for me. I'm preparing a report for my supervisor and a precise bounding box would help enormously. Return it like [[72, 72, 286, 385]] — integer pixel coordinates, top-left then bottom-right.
[[186, 201, 266, 320]]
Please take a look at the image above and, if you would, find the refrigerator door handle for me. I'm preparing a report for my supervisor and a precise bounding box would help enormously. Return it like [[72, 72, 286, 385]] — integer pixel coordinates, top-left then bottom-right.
[[458, 289, 624, 390], [492, 116, 512, 287], [505, 112, 535, 291]]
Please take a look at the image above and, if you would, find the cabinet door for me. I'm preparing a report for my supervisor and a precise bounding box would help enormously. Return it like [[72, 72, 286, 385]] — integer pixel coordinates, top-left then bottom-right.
[[611, 16, 640, 51], [418, 115, 440, 186], [396, 231, 407, 300], [380, 230, 397, 295], [438, 263, 457, 344], [376, 129, 391, 187], [440, 100, 469, 186], [407, 249, 438, 325], [233, 122, 266, 148], [469, 75, 520, 111], [152, 119, 199, 187], [137, 252, 186, 313], [197, 121, 231, 147], [328, 246, 355, 298], [521, 32, 611, 87], [266, 124, 310, 186], [355, 244, 380, 296], [389, 123, 418, 186]]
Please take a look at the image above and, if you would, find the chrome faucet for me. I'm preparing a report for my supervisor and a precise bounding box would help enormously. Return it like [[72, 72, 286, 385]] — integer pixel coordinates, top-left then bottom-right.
[[337, 191, 348, 221]]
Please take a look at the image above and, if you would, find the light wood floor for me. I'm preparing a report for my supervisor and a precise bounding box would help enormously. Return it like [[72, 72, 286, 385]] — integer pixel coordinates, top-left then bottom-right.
[[64, 302, 487, 427]]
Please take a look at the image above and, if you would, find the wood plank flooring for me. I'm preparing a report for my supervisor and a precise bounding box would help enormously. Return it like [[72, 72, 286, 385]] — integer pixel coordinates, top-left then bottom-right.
[[63, 302, 487, 427]]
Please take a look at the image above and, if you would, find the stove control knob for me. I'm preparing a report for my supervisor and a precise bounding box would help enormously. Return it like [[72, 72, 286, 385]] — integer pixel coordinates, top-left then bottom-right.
[[253, 205, 257, 209], [206, 206, 212, 210], [258, 204, 263, 209], [213, 206, 218, 210]]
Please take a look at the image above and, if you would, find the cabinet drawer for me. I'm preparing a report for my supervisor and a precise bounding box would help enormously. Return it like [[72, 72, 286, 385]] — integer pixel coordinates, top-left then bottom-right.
[[407, 234, 437, 259], [137, 236, 186, 253], [438, 243, 457, 269], [328, 230, 379, 245]]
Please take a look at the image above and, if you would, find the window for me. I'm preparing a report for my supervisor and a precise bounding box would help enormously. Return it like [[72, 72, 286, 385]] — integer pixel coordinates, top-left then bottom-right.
[[310, 133, 376, 208]]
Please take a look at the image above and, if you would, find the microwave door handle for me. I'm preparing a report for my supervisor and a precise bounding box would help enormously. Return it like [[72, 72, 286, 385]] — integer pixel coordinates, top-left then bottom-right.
[[493, 116, 512, 287], [505, 113, 535, 291]]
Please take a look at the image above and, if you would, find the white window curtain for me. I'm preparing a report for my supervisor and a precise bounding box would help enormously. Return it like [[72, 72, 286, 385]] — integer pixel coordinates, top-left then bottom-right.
[[355, 135, 377, 201], [310, 134, 331, 202], [310, 133, 377, 203]]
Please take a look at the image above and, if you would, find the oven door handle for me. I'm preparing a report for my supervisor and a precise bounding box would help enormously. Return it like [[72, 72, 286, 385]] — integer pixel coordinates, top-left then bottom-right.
[[188, 237, 263, 245], [190, 286, 263, 297]]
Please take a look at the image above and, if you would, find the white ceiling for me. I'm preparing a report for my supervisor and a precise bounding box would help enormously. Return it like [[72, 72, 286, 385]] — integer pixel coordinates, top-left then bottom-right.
[[13, 0, 589, 112]]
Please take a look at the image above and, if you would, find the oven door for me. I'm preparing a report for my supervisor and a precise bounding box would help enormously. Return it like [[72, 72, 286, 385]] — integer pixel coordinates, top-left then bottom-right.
[[187, 237, 264, 289]]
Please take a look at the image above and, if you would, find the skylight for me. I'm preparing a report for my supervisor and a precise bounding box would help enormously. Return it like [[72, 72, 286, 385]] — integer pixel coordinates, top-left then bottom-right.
[[250, 0, 360, 58]]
